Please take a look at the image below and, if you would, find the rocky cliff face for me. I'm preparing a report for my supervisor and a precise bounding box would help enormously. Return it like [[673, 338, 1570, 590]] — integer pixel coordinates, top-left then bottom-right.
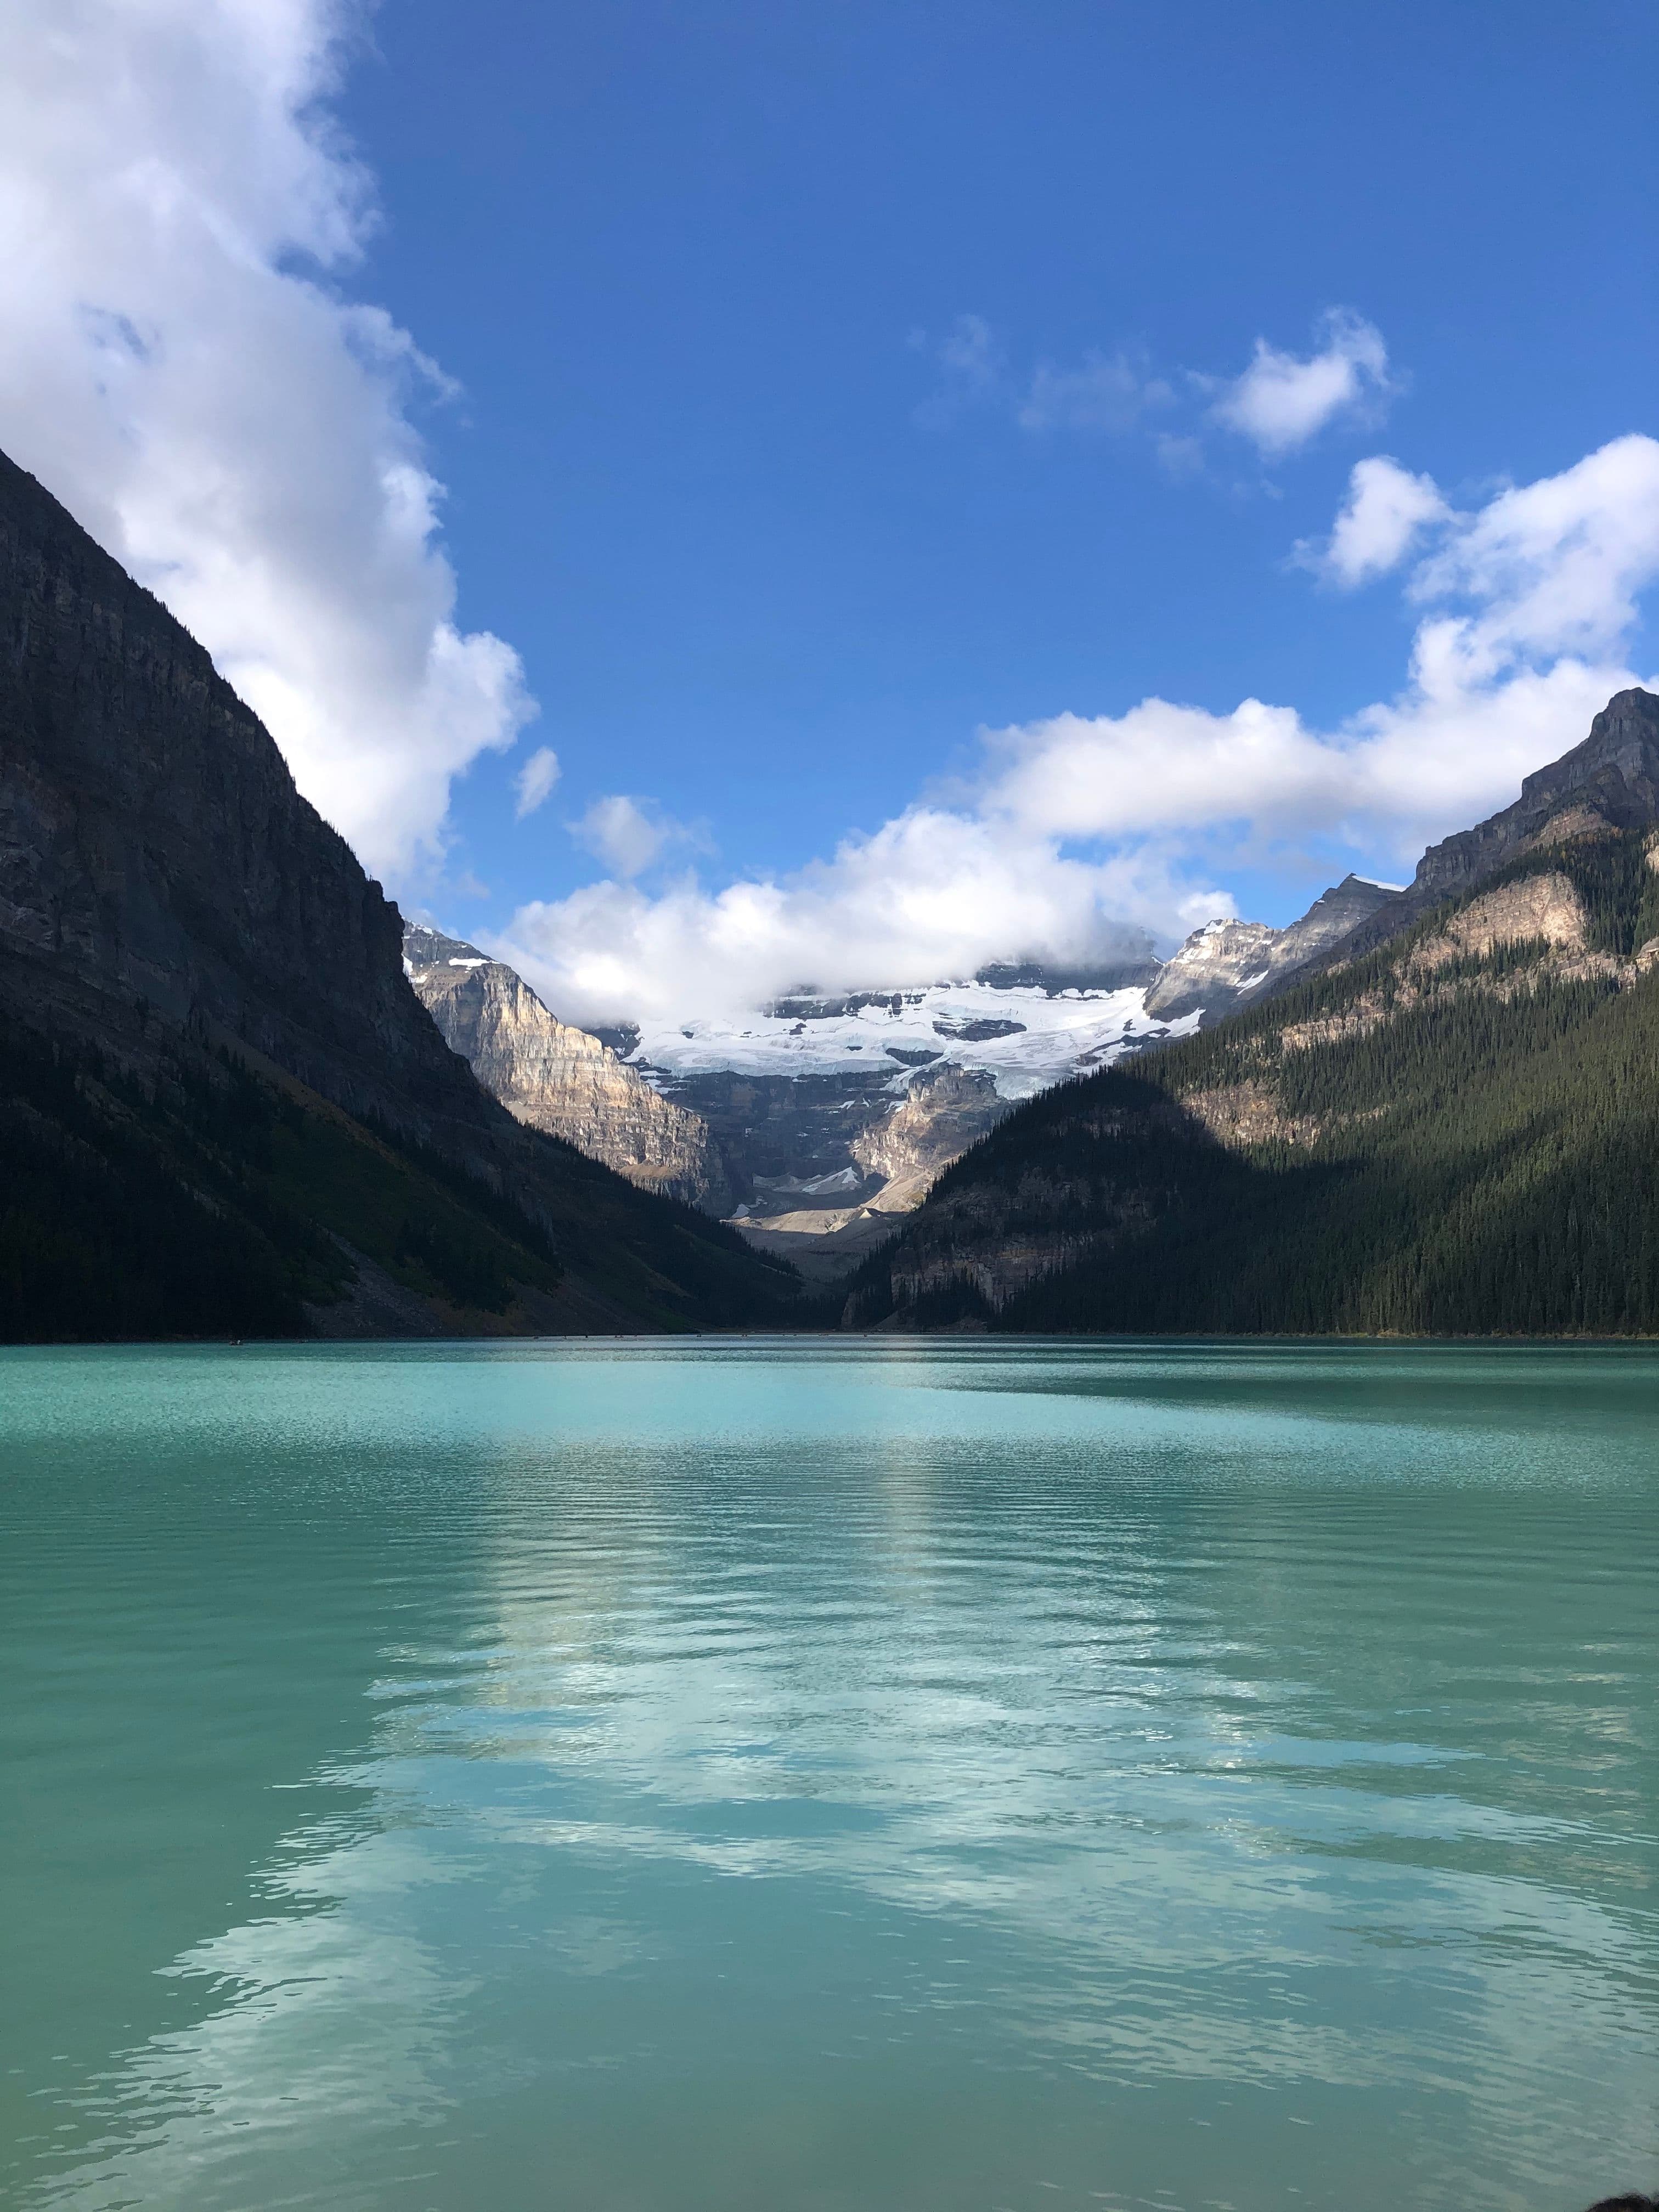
[[404, 924, 731, 1211], [1145, 875, 1399, 1020], [849, 1062, 1006, 1188], [1330, 689, 1659, 966], [1421, 687, 1659, 897]]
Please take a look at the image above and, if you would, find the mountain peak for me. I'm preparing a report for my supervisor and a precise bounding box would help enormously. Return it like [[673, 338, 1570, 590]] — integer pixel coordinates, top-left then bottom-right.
[[1517, 686, 1659, 810], [404, 921, 490, 968], [1322, 687, 1659, 949]]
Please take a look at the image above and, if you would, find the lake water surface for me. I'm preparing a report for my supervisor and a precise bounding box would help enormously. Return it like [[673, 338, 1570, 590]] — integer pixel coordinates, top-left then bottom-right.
[[2, 1339, 1656, 2212]]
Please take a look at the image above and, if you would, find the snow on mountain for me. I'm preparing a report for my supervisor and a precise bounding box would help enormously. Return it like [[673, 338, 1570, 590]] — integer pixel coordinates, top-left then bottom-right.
[[620, 978, 1200, 1102], [612, 878, 1398, 1106], [1142, 876, 1400, 1022], [403, 875, 1405, 1267]]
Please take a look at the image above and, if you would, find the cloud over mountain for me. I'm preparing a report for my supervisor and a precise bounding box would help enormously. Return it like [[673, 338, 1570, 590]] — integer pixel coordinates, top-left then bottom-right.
[[495, 436, 1659, 1028], [0, 0, 535, 881]]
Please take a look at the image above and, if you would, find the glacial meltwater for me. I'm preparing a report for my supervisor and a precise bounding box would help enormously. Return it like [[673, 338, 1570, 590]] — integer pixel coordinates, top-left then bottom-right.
[[1, 1340, 1655, 2212]]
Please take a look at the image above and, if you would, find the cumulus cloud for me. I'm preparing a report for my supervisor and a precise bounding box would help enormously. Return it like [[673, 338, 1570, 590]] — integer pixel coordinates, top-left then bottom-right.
[[1210, 309, 1394, 458], [0, 0, 535, 881], [493, 436, 1659, 1028], [514, 744, 561, 820], [1408, 432, 1659, 682], [1305, 456, 1452, 585], [571, 794, 699, 880], [494, 810, 1162, 1028]]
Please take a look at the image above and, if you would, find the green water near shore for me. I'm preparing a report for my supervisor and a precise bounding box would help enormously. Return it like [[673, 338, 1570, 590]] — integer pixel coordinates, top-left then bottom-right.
[[2, 1339, 1655, 2211]]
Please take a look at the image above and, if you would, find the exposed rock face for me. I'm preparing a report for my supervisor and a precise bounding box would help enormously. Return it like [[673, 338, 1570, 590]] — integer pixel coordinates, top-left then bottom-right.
[[1143, 919, 1281, 1022], [1333, 688, 1659, 965], [1421, 688, 1659, 895], [1410, 873, 1586, 968], [850, 1063, 1006, 1188], [404, 924, 731, 1211], [719, 1065, 1009, 1284], [650, 1064, 922, 1205], [1146, 875, 1400, 1020]]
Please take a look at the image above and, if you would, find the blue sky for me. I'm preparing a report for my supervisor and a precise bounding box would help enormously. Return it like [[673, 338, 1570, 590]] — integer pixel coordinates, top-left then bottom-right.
[[4, 1, 1656, 1018], [340, 1, 1657, 915]]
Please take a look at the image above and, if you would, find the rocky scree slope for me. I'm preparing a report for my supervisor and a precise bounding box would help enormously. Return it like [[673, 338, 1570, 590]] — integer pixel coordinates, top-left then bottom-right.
[[404, 923, 732, 1212], [845, 690, 1659, 1337], [0, 447, 800, 1339]]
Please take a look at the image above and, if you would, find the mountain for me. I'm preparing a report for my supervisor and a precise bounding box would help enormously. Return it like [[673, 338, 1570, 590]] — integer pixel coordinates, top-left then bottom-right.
[[844, 690, 1659, 1336], [0, 445, 801, 1341], [1326, 686, 1659, 963], [404, 922, 732, 1212], [578, 890, 1398, 1269], [727, 1060, 1011, 1284], [1143, 874, 1398, 1020]]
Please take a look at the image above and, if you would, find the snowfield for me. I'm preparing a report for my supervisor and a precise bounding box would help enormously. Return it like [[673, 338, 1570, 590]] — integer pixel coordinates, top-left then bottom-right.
[[622, 979, 1203, 1099]]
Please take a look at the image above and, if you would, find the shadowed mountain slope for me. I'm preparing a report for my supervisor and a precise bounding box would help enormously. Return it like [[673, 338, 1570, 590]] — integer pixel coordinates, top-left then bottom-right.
[[0, 447, 800, 1339]]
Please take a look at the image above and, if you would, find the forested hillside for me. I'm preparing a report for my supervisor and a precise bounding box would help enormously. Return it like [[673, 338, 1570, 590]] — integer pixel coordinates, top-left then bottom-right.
[[0, 1009, 800, 1341], [848, 755, 1659, 1336]]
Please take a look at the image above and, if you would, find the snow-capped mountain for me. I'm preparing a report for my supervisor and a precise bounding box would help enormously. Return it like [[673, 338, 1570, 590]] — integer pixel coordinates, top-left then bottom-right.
[[405, 876, 1402, 1271], [1143, 875, 1400, 1020], [615, 973, 1193, 1100], [594, 875, 1402, 1260]]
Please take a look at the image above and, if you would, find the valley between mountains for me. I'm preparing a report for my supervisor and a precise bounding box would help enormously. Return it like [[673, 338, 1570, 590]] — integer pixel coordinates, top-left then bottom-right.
[[407, 870, 1401, 1280], [5, 436, 1659, 1340]]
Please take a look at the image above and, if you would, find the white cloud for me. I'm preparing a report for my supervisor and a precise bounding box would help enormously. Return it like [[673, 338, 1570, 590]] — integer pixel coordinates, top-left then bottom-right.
[[493, 437, 1659, 1029], [922, 307, 1396, 473], [1308, 455, 1452, 586], [1408, 432, 1659, 682], [514, 744, 561, 820], [572, 794, 688, 880], [1212, 309, 1394, 458], [494, 810, 1161, 1028], [0, 0, 535, 882]]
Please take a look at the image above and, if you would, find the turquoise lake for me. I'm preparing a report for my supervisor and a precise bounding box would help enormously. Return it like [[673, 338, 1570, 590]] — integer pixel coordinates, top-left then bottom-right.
[[2, 1339, 1656, 2212]]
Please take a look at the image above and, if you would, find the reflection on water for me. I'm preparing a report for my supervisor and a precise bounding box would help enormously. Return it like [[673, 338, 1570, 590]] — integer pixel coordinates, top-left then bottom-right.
[[1, 1340, 1655, 2212]]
